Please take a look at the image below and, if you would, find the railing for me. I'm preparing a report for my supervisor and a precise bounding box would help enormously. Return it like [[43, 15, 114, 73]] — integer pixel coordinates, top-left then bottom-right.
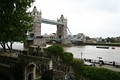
[[84, 58, 120, 67]]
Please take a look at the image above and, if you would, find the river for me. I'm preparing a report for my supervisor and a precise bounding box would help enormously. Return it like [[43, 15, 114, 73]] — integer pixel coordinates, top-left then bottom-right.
[[64, 45, 120, 62], [1, 43, 120, 62]]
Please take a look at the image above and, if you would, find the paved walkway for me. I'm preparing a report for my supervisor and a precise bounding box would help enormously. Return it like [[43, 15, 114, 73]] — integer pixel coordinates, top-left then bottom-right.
[[95, 64, 120, 72]]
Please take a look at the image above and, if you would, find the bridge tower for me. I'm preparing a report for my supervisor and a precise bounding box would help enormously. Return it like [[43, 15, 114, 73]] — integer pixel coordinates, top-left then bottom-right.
[[30, 6, 46, 47], [57, 15, 72, 46], [31, 6, 41, 36]]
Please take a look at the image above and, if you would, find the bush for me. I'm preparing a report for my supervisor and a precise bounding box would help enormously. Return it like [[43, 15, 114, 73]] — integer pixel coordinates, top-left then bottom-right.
[[83, 66, 120, 80], [62, 52, 73, 65], [47, 45, 64, 57], [71, 58, 84, 80]]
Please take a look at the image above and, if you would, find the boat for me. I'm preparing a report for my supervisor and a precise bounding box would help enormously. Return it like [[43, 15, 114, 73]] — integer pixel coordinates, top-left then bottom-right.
[[111, 47, 115, 49], [96, 46, 109, 49]]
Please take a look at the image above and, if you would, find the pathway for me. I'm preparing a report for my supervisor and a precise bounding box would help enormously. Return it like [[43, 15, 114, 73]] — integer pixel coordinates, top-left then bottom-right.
[[95, 64, 120, 72]]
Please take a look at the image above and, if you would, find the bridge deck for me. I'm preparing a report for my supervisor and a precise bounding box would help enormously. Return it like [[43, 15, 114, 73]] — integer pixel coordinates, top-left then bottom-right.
[[41, 18, 64, 25]]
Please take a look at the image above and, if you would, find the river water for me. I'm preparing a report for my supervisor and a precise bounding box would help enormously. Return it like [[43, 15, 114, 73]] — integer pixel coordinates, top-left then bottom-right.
[[1, 43, 120, 62], [64, 45, 120, 62]]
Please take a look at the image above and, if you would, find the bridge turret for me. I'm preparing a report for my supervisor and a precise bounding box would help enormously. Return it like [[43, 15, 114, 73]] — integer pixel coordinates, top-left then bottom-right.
[[39, 9, 42, 15], [60, 15, 65, 22], [31, 6, 38, 15], [27, 6, 46, 47], [31, 6, 42, 36]]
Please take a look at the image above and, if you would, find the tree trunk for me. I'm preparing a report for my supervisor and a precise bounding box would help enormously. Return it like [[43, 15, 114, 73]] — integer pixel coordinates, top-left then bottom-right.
[[10, 42, 13, 51], [0, 42, 6, 52], [6, 43, 11, 52], [6, 42, 13, 53]]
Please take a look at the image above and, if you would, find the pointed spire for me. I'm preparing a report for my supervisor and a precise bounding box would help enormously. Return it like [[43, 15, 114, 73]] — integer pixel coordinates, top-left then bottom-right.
[[66, 17, 67, 20], [40, 9, 42, 14], [32, 6, 38, 15], [60, 14, 64, 19]]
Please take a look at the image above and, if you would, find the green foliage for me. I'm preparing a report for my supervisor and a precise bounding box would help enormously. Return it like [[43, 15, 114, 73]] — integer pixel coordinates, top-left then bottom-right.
[[62, 52, 73, 65], [71, 58, 84, 80], [47, 45, 64, 57], [106, 37, 115, 43], [0, 0, 34, 51], [83, 66, 120, 80]]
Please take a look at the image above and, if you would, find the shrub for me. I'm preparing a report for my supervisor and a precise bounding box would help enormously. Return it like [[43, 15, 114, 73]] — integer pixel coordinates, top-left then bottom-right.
[[47, 45, 64, 58], [62, 52, 73, 65], [83, 66, 120, 80], [71, 58, 84, 80]]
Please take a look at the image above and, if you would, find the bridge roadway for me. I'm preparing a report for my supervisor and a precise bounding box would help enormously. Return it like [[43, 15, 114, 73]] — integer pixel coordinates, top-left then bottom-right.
[[34, 18, 64, 25], [41, 18, 64, 25]]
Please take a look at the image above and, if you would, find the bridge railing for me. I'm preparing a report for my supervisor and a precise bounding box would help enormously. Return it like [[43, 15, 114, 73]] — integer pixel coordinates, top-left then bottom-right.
[[84, 58, 120, 67]]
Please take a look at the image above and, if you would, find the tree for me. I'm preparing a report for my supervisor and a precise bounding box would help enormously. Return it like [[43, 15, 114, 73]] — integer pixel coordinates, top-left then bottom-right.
[[83, 66, 120, 80], [47, 45, 64, 59], [62, 52, 73, 65], [106, 37, 111, 43], [62, 52, 73, 75], [71, 58, 84, 80], [0, 0, 34, 52], [106, 37, 115, 43]]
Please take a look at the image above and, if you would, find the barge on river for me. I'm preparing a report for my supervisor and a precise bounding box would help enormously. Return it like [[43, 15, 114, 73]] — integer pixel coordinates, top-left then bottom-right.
[[96, 46, 109, 49]]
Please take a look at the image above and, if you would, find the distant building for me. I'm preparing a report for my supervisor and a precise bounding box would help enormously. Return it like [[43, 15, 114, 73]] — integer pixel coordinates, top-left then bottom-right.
[[115, 37, 120, 43], [89, 38, 97, 43], [96, 37, 103, 43], [70, 33, 86, 43], [77, 33, 86, 42], [44, 33, 57, 43]]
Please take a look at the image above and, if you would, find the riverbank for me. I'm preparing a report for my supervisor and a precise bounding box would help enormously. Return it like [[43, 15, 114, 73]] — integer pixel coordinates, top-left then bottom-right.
[[84, 42, 120, 46], [96, 64, 120, 72], [84, 58, 120, 72]]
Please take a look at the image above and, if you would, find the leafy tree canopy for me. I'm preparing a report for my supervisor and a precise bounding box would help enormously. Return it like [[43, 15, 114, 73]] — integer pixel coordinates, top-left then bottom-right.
[[47, 45, 64, 56], [71, 58, 84, 79], [62, 52, 73, 65], [83, 66, 120, 80], [0, 0, 34, 52]]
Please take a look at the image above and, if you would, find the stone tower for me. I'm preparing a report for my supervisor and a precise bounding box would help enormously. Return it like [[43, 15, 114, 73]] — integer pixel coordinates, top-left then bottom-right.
[[57, 15, 72, 46], [28, 6, 46, 47], [31, 6, 41, 37]]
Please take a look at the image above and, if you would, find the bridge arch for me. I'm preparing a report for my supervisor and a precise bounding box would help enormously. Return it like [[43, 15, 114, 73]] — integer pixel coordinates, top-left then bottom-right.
[[24, 62, 36, 80], [24, 62, 50, 80]]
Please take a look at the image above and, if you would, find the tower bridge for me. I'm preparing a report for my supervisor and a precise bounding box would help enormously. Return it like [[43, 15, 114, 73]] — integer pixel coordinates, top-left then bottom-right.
[[26, 6, 72, 47]]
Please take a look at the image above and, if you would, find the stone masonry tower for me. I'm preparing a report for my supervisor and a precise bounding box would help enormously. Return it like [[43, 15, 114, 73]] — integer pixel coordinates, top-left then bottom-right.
[[30, 6, 46, 46], [57, 15, 72, 46], [31, 6, 41, 37]]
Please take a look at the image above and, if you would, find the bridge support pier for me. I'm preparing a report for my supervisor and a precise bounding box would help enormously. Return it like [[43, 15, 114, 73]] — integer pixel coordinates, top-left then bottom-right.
[[33, 38, 46, 47], [62, 38, 72, 46]]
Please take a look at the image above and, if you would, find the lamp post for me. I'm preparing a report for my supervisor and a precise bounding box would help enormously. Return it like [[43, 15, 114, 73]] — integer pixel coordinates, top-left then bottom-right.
[[81, 52, 82, 59]]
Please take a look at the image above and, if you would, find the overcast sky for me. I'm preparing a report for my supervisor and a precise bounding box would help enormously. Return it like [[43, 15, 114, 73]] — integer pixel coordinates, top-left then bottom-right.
[[30, 0, 120, 38]]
